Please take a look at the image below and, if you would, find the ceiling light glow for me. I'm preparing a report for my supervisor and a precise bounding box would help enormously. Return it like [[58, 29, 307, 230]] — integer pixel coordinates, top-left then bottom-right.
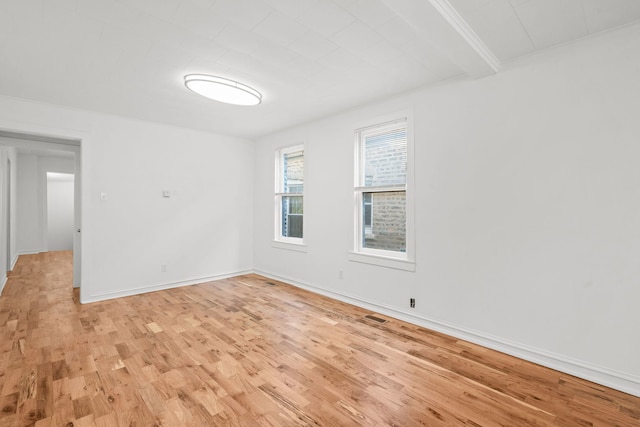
[[184, 74, 262, 106]]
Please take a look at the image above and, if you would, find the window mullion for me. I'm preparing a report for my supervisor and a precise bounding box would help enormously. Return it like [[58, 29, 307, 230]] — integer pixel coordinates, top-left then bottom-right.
[[355, 185, 405, 193]]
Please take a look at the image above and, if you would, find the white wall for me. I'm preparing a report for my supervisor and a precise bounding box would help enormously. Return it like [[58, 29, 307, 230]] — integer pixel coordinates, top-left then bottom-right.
[[47, 175, 74, 251], [253, 23, 640, 396], [41, 157, 76, 253], [16, 153, 75, 254], [16, 153, 40, 253], [0, 97, 255, 304], [0, 144, 18, 292]]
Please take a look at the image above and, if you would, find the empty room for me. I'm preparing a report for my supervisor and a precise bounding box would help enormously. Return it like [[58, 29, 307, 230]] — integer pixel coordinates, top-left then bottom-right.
[[1, 0, 640, 425]]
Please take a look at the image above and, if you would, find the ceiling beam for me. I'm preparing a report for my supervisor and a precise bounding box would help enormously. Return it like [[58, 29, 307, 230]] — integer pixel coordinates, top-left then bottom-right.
[[381, 0, 501, 77]]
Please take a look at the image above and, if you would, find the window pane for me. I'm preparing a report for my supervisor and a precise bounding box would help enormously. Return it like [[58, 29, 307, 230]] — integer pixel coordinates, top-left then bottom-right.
[[282, 195, 303, 238], [362, 191, 405, 252], [287, 196, 303, 214], [362, 127, 406, 187], [283, 150, 304, 193], [363, 193, 372, 228]]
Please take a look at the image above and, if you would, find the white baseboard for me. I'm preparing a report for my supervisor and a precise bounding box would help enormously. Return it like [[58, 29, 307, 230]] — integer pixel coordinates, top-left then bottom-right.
[[10, 254, 18, 270], [0, 275, 6, 295], [254, 269, 640, 398], [81, 270, 253, 304], [17, 250, 43, 256]]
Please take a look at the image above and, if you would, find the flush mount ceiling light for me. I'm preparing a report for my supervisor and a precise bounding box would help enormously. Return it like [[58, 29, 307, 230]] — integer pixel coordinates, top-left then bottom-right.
[[184, 74, 262, 106]]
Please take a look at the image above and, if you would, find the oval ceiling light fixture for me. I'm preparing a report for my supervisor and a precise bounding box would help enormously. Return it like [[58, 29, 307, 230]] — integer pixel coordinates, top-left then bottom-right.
[[184, 74, 262, 106]]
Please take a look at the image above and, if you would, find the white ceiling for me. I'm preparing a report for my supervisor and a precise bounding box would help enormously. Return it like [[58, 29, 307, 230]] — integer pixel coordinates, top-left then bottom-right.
[[1, 0, 639, 139]]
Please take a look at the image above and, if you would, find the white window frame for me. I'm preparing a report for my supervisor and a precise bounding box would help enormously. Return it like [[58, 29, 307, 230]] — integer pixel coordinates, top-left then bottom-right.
[[349, 111, 415, 271], [274, 144, 306, 250]]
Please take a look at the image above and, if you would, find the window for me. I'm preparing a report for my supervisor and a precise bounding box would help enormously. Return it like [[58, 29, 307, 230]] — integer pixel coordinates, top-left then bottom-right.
[[275, 145, 304, 243], [354, 117, 412, 264]]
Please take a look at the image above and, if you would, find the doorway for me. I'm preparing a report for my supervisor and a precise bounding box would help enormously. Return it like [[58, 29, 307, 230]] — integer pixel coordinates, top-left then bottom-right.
[[0, 130, 81, 290], [46, 172, 74, 251]]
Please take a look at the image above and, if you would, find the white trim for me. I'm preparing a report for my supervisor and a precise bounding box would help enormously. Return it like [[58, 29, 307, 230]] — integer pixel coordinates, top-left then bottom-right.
[[271, 240, 308, 253], [428, 0, 501, 73], [10, 254, 18, 270], [17, 250, 44, 256], [253, 269, 640, 398], [355, 184, 405, 193], [405, 114, 415, 263], [0, 274, 6, 295], [348, 251, 415, 271], [81, 270, 253, 304], [354, 117, 408, 133]]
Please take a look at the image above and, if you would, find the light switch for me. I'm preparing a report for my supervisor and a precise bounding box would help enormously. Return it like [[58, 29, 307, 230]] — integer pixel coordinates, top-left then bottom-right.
[[100, 192, 108, 201], [162, 190, 171, 198]]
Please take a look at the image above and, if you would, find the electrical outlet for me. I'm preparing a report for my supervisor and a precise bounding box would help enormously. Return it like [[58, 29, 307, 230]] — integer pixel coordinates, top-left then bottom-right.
[[410, 298, 415, 308], [161, 264, 167, 273], [338, 269, 343, 279]]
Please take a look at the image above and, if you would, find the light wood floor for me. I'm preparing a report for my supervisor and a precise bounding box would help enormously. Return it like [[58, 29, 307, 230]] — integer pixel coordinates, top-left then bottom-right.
[[1, 252, 639, 426]]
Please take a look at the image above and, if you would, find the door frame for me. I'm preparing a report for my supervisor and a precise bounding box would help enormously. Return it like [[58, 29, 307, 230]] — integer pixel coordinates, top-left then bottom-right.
[[5, 157, 10, 272], [0, 123, 84, 295]]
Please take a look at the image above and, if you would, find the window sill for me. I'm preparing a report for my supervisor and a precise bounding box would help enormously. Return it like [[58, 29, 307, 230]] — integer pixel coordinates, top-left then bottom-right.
[[272, 240, 308, 253], [348, 251, 415, 271]]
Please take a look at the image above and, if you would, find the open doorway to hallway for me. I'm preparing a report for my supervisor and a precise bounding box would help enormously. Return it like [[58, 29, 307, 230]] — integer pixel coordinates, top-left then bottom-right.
[[0, 131, 81, 294]]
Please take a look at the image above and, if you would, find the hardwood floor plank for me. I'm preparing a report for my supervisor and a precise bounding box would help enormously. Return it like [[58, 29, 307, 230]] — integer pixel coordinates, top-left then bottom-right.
[[1, 251, 639, 426]]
